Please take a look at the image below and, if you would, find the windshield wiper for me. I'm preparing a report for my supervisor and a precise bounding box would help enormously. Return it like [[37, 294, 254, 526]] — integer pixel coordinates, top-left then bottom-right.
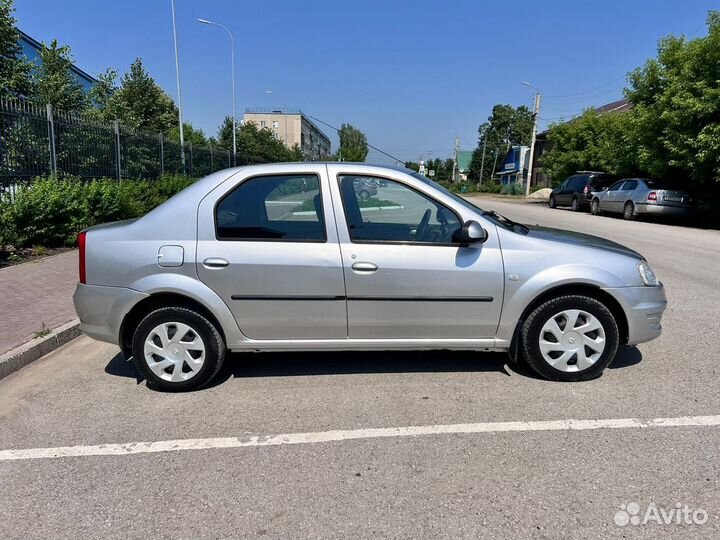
[[482, 210, 529, 234]]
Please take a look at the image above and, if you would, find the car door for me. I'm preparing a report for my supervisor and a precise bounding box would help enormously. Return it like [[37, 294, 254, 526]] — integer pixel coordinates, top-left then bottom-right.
[[619, 179, 638, 208], [328, 166, 504, 339], [196, 166, 346, 340], [557, 176, 575, 205], [603, 181, 626, 213]]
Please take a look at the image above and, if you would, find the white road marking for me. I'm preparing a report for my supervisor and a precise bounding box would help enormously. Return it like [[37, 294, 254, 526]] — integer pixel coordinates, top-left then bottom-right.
[[1, 415, 718, 462]]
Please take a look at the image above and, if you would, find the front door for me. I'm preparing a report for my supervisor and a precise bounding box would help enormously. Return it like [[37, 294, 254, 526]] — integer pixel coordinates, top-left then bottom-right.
[[196, 168, 346, 340], [331, 172, 504, 339]]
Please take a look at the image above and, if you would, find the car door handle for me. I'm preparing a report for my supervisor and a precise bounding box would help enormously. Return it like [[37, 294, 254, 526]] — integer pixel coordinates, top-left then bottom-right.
[[203, 257, 229, 269], [351, 262, 378, 273]]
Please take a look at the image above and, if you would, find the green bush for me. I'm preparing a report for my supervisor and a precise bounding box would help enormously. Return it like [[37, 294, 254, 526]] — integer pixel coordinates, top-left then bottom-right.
[[500, 182, 525, 196], [0, 174, 196, 249], [478, 181, 502, 193]]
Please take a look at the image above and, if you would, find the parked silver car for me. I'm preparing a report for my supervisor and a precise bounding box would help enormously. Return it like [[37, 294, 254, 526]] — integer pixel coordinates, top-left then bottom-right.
[[73, 163, 667, 391], [591, 178, 693, 220]]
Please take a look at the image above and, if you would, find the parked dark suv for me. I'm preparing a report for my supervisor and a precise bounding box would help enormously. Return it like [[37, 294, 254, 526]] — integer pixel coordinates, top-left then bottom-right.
[[549, 171, 615, 211]]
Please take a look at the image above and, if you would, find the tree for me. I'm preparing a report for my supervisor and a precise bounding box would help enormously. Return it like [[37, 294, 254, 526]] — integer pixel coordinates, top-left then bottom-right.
[[214, 116, 236, 150], [337, 123, 368, 162], [103, 58, 177, 133], [88, 68, 118, 111], [404, 161, 420, 172], [169, 122, 207, 146], [541, 109, 638, 185], [0, 0, 32, 99], [33, 39, 87, 112], [626, 10, 720, 188], [468, 104, 534, 183], [215, 118, 303, 164]]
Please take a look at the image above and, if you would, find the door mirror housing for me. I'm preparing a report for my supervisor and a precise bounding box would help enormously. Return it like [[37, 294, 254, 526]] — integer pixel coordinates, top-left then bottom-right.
[[457, 220, 487, 246], [602, 186, 609, 191]]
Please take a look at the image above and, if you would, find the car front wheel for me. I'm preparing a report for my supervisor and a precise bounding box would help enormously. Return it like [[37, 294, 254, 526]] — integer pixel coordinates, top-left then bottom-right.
[[132, 306, 226, 391], [520, 295, 620, 382], [590, 198, 601, 215], [570, 196, 580, 212], [548, 195, 557, 208]]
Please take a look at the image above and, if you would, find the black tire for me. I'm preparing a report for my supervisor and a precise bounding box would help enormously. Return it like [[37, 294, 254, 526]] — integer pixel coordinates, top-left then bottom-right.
[[590, 198, 601, 215], [623, 201, 636, 220], [570, 196, 580, 212], [548, 195, 557, 209], [359, 190, 370, 201], [132, 306, 226, 392], [520, 295, 619, 382]]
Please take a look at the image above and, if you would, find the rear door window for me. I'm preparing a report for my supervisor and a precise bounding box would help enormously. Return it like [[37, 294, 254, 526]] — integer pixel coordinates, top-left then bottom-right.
[[216, 174, 326, 242], [621, 180, 638, 191]]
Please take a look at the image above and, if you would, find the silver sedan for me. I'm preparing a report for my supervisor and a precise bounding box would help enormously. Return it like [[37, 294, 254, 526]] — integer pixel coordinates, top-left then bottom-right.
[[591, 178, 693, 220], [73, 163, 667, 391]]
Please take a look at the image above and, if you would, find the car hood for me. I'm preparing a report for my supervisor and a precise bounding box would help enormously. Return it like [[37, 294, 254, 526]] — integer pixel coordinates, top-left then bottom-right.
[[525, 225, 643, 260]]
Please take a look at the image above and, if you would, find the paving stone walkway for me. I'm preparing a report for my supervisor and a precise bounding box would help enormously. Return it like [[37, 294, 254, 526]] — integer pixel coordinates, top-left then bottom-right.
[[0, 251, 78, 355]]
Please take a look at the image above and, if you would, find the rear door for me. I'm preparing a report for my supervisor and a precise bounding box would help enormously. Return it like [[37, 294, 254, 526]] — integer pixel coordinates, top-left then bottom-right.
[[603, 181, 626, 212], [618, 179, 638, 208], [328, 167, 504, 339], [196, 166, 346, 340]]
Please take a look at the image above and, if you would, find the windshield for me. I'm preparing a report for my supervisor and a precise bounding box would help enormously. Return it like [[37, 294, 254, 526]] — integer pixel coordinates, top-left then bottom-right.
[[410, 173, 516, 231]]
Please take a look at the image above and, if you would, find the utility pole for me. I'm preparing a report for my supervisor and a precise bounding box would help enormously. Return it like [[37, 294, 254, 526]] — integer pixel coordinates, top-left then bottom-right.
[[451, 136, 459, 183], [170, 0, 185, 170], [479, 127, 487, 187], [525, 90, 541, 196]]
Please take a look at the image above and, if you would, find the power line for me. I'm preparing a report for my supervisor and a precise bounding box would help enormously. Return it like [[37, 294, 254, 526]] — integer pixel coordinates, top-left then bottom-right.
[[306, 114, 405, 164], [544, 75, 627, 99]]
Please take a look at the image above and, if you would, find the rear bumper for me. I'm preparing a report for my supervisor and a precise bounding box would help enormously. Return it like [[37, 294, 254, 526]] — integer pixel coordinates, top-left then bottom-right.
[[635, 203, 691, 217], [73, 283, 148, 345], [602, 284, 667, 345]]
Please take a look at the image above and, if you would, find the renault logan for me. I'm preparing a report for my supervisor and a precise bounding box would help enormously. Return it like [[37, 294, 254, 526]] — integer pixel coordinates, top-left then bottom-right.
[[73, 163, 667, 391]]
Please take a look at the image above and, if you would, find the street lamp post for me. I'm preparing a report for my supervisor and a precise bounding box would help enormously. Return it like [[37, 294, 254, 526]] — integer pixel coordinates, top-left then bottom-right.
[[198, 18, 236, 165], [170, 0, 185, 169], [522, 81, 542, 196]]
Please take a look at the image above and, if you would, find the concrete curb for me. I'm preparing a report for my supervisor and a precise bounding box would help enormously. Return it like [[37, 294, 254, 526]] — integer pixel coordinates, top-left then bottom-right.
[[0, 319, 80, 381]]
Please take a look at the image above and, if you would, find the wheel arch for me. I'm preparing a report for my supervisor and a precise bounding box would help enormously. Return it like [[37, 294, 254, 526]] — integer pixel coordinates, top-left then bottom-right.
[[508, 283, 629, 360], [119, 292, 227, 359]]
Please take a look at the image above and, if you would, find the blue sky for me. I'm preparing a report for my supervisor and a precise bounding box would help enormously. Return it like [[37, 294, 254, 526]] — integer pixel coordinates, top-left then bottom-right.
[[14, 0, 715, 163]]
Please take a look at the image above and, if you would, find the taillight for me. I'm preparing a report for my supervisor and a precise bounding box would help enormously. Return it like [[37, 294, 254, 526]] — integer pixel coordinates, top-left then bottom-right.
[[583, 185, 590, 194], [647, 191, 657, 202], [78, 231, 87, 284]]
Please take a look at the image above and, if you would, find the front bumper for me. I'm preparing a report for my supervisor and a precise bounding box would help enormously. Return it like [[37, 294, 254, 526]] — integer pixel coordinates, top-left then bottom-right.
[[602, 283, 667, 345], [73, 283, 148, 345]]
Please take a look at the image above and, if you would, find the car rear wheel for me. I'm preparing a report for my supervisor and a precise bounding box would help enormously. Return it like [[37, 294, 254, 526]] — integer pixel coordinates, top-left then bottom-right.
[[132, 306, 226, 392], [359, 190, 370, 201], [548, 195, 557, 209], [623, 201, 636, 220], [590, 198, 601, 215], [570, 196, 580, 212], [520, 295, 619, 382]]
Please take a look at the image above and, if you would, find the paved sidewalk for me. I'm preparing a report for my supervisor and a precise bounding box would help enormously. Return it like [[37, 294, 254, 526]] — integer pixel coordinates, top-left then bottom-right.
[[0, 251, 78, 355]]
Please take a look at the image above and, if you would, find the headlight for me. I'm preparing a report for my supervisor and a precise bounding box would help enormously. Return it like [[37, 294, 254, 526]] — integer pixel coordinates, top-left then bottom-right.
[[637, 261, 658, 286]]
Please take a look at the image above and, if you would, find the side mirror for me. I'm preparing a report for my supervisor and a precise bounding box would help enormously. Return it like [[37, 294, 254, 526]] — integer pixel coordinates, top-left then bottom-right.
[[457, 220, 488, 246], [602, 187, 609, 191]]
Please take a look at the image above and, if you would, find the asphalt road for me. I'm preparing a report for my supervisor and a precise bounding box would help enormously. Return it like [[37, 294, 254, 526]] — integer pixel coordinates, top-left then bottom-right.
[[1, 199, 719, 539]]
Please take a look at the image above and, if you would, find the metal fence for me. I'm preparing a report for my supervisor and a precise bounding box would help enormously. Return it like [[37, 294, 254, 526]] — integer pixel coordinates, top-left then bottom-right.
[[0, 98, 233, 188]]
